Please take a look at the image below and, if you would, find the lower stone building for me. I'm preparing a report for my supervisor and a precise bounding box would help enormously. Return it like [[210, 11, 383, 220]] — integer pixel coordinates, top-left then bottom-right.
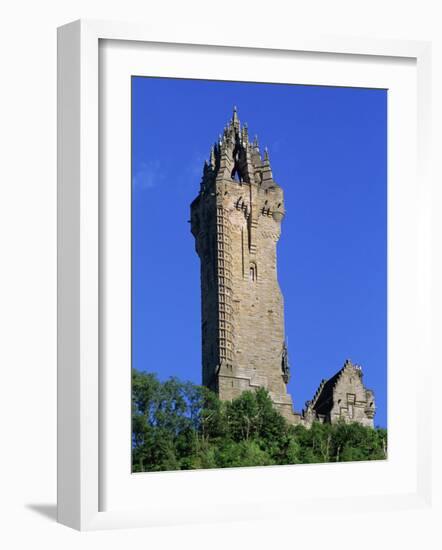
[[303, 360, 375, 428]]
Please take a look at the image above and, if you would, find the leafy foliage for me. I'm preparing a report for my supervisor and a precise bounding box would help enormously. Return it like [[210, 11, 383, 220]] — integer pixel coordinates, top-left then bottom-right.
[[132, 369, 387, 472]]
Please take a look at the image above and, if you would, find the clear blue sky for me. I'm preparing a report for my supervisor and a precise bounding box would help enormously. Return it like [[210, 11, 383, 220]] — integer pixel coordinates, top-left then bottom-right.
[[132, 77, 387, 428]]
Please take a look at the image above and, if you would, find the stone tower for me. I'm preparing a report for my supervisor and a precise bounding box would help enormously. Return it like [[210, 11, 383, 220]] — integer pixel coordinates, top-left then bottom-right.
[[190, 107, 297, 422]]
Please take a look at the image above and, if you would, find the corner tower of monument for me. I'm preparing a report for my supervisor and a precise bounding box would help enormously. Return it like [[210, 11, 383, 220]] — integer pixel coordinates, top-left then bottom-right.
[[190, 107, 297, 421]]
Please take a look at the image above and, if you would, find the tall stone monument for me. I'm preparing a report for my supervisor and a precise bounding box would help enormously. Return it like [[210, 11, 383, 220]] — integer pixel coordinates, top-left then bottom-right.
[[191, 108, 375, 427]]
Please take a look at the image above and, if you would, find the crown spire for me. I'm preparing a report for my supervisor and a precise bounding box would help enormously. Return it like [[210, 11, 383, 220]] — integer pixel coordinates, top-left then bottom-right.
[[232, 105, 240, 130], [241, 123, 249, 144]]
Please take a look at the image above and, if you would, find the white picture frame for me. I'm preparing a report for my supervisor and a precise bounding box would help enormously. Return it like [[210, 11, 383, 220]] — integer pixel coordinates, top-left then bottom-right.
[[57, 19, 433, 531]]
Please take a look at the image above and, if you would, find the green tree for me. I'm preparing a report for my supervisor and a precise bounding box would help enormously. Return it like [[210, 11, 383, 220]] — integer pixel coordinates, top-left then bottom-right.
[[131, 369, 387, 472]]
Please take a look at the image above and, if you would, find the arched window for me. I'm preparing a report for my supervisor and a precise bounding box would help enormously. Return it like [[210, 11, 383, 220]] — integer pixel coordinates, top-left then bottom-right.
[[249, 263, 257, 282]]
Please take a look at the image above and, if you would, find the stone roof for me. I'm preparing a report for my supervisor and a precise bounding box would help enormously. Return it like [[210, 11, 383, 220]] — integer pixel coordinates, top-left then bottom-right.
[[311, 370, 343, 416]]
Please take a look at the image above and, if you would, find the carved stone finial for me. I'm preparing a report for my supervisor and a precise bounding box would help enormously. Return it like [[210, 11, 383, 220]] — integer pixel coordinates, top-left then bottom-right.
[[232, 105, 239, 128], [241, 124, 249, 144]]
